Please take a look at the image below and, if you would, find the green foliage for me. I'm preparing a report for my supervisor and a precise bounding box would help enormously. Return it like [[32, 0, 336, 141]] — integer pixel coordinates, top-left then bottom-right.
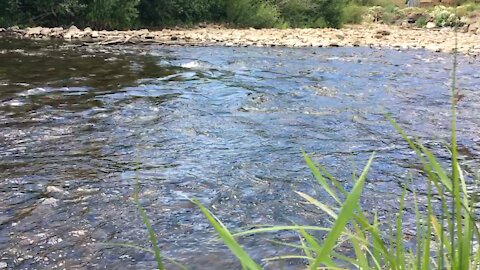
[[87, 0, 139, 29], [225, 0, 281, 28], [415, 16, 427, 27], [430, 5, 461, 27], [343, 3, 366, 24], [0, 0, 87, 27], [274, 0, 313, 27], [138, 0, 224, 27]]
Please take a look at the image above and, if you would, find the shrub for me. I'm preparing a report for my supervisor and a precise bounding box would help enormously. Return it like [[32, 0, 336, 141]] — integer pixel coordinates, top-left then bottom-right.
[[274, 0, 313, 28], [0, 0, 87, 27], [138, 0, 224, 27], [415, 16, 427, 27], [343, 3, 366, 24], [225, 0, 280, 28], [430, 5, 461, 27], [315, 0, 346, 28], [87, 0, 139, 29]]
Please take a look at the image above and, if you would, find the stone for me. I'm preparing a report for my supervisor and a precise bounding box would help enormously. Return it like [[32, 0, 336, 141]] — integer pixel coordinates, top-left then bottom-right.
[[48, 27, 63, 38], [83, 27, 92, 33], [40, 28, 52, 35], [68, 25, 79, 31], [0, 262, 7, 269], [407, 13, 424, 23], [0, 28, 5, 32], [426, 22, 436, 29], [469, 22, 480, 33], [376, 29, 391, 36], [46, 186, 68, 196], [25, 27, 42, 36], [64, 25, 80, 39], [91, 31, 99, 38], [7, 25, 20, 32], [41, 198, 58, 206]]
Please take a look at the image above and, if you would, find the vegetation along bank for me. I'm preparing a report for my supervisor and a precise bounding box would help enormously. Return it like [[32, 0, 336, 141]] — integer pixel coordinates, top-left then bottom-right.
[[1, 1, 480, 55]]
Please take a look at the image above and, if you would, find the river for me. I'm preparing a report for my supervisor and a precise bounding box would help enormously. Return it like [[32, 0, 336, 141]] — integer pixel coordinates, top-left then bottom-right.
[[0, 38, 479, 269]]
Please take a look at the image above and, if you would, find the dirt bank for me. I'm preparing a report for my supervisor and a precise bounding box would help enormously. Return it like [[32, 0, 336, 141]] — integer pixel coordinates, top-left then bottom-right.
[[1, 24, 479, 56]]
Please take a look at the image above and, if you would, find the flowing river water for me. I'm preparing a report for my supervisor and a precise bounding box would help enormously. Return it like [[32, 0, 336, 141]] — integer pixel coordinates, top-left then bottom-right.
[[0, 38, 479, 269]]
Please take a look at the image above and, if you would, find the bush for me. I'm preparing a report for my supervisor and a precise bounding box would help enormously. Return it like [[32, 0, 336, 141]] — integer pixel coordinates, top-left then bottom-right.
[[430, 5, 461, 27], [225, 0, 280, 28], [315, 0, 346, 28], [87, 0, 139, 29], [0, 0, 87, 27], [274, 0, 313, 28], [138, 0, 224, 27], [415, 16, 427, 27], [343, 3, 366, 24]]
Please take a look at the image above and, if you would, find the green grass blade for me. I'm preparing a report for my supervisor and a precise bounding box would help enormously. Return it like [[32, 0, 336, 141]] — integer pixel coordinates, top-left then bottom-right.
[[395, 180, 408, 269], [303, 150, 341, 204], [298, 228, 337, 268], [309, 153, 375, 270], [231, 225, 330, 238], [431, 215, 451, 267], [296, 191, 338, 219], [192, 198, 262, 270], [351, 222, 370, 270], [135, 178, 165, 270], [371, 212, 383, 268], [299, 233, 314, 265]]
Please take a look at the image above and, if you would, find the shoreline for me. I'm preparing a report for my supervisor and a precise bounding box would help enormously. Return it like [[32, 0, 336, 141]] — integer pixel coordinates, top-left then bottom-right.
[[1, 24, 480, 56]]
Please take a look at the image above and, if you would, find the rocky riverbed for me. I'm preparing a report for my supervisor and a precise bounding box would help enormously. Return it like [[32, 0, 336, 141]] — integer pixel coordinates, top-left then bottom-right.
[[1, 23, 480, 56]]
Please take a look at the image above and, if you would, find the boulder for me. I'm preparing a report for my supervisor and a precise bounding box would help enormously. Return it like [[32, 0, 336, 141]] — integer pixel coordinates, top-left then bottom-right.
[[25, 26, 42, 36], [7, 25, 20, 32], [83, 27, 92, 33], [64, 25, 81, 39], [469, 22, 480, 33], [426, 22, 436, 29], [40, 28, 52, 35], [49, 27, 63, 38], [407, 13, 424, 23], [0, 28, 5, 32]]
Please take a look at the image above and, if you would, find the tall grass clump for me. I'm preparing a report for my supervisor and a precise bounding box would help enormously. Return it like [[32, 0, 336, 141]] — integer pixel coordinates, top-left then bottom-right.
[[194, 40, 480, 269]]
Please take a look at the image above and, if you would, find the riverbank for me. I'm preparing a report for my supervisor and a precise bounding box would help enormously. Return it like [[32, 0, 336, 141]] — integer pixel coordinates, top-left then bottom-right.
[[1, 24, 480, 56]]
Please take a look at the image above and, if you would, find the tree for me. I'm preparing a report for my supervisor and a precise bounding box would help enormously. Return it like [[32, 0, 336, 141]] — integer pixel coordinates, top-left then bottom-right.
[[86, 0, 139, 29]]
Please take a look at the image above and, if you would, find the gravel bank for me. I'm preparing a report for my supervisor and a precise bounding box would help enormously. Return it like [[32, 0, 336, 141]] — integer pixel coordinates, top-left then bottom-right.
[[1, 24, 479, 56]]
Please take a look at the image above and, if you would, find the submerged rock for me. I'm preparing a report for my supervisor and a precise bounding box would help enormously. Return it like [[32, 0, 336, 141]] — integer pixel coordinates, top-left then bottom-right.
[[46, 186, 68, 196], [63, 25, 80, 39], [41, 198, 59, 206]]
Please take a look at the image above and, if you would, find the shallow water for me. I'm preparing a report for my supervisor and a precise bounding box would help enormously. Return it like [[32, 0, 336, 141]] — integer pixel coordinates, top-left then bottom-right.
[[0, 39, 479, 269]]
